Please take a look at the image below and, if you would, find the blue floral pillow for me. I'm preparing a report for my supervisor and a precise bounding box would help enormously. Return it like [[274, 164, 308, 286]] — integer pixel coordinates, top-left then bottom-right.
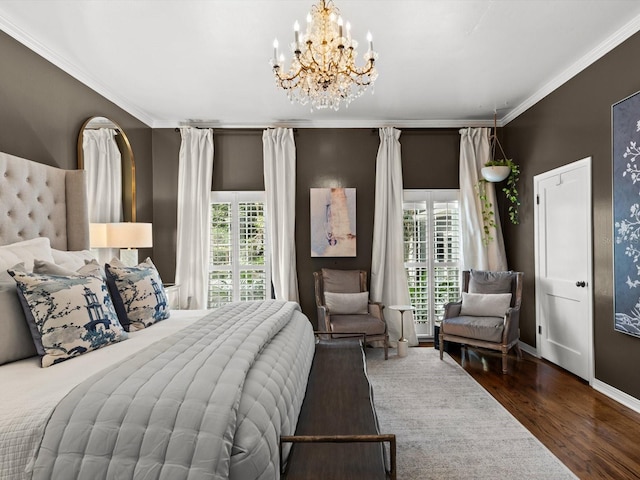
[[8, 268, 127, 367], [105, 258, 170, 332]]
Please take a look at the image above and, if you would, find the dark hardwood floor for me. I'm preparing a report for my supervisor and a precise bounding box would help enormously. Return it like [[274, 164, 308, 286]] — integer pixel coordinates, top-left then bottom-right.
[[427, 342, 640, 479]]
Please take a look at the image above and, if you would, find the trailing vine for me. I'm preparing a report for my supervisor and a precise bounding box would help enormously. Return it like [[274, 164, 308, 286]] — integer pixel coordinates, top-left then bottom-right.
[[475, 179, 497, 245]]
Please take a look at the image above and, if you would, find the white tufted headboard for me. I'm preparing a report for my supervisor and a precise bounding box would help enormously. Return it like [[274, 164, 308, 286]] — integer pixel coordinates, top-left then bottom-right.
[[0, 152, 90, 250]]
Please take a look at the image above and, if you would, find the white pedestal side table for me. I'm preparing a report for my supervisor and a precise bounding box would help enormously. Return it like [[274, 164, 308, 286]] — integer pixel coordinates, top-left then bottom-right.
[[388, 305, 414, 358]]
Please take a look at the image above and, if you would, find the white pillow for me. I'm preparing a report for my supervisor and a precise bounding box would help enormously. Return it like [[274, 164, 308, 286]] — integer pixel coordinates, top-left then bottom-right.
[[0, 237, 53, 272], [51, 248, 96, 271], [324, 291, 369, 315], [460, 292, 512, 317]]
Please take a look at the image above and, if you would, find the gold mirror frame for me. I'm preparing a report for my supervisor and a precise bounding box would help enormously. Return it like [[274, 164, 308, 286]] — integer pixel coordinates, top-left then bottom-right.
[[77, 116, 136, 222]]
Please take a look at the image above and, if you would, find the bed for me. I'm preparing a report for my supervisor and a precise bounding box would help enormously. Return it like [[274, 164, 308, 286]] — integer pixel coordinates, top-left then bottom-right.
[[0, 151, 316, 480]]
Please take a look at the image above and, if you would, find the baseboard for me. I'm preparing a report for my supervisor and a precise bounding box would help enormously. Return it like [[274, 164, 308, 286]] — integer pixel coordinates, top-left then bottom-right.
[[518, 342, 640, 413], [518, 341, 539, 358], [592, 379, 640, 415]]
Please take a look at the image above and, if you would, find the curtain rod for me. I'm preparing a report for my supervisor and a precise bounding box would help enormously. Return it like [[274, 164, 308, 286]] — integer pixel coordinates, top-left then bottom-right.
[[174, 127, 298, 133]]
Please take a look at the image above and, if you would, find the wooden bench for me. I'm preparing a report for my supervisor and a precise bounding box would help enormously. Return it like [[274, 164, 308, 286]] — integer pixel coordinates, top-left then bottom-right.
[[280, 336, 396, 480]]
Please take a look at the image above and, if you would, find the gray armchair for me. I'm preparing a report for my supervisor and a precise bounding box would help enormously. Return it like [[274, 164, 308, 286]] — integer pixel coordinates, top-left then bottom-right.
[[440, 270, 523, 374], [314, 268, 389, 360]]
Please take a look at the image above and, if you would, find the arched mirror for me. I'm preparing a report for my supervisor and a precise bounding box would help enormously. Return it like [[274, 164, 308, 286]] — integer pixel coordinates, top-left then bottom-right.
[[77, 116, 136, 223]]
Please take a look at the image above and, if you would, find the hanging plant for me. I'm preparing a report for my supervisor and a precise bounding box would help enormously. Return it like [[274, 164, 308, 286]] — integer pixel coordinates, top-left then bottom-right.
[[475, 115, 521, 244], [484, 158, 520, 225]]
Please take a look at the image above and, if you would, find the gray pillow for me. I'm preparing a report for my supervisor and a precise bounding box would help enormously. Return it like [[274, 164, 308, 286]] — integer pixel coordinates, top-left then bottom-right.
[[468, 270, 514, 295], [460, 292, 512, 317], [324, 291, 369, 315], [34, 258, 103, 278], [0, 281, 37, 365], [322, 269, 362, 293]]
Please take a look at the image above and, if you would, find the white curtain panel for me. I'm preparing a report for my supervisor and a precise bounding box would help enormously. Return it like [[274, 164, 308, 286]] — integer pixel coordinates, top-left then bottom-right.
[[83, 128, 122, 223], [459, 127, 507, 271], [176, 127, 214, 309], [371, 127, 418, 346], [262, 128, 300, 302]]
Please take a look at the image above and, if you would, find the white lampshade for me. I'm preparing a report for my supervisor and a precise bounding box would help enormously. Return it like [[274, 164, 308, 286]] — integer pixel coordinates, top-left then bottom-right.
[[89, 223, 109, 248], [105, 223, 153, 248]]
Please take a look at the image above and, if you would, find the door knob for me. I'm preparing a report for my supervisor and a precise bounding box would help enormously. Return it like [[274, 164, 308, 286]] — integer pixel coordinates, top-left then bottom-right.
[[575, 281, 586, 287]]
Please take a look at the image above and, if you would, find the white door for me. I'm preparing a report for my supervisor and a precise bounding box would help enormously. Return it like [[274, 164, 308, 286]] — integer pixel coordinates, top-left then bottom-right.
[[534, 157, 593, 382]]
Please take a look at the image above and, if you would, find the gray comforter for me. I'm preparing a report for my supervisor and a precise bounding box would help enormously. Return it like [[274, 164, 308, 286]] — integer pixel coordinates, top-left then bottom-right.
[[30, 301, 315, 480]]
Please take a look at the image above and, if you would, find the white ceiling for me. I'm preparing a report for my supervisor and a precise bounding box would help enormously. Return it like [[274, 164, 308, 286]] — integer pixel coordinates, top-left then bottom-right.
[[1, 0, 640, 128]]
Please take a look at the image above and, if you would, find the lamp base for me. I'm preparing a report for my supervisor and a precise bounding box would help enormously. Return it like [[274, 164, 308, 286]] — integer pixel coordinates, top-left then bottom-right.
[[119, 249, 139, 267], [397, 339, 409, 357]]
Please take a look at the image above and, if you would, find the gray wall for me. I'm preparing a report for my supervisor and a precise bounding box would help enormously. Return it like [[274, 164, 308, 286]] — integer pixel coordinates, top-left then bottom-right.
[[151, 128, 459, 324], [0, 31, 153, 231], [503, 30, 640, 398]]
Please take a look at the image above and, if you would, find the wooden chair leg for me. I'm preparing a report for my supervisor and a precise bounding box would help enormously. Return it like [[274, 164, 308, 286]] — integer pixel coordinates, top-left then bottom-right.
[[502, 352, 508, 374], [514, 343, 523, 360], [439, 334, 444, 360]]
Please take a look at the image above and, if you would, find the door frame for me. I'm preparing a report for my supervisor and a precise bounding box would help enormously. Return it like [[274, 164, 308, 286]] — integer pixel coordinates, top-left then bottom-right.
[[533, 156, 594, 384]]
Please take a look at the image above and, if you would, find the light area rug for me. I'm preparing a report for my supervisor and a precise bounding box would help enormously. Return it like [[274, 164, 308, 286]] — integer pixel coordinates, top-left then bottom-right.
[[365, 347, 578, 479]]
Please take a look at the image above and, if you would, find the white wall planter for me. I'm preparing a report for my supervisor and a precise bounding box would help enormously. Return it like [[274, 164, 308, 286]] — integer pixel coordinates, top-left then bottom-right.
[[481, 165, 510, 182]]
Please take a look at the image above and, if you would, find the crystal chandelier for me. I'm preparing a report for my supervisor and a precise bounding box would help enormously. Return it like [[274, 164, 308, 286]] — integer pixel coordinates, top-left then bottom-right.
[[270, 0, 378, 111]]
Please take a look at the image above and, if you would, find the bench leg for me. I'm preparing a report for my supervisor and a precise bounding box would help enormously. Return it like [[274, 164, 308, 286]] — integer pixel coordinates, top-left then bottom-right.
[[384, 334, 389, 360]]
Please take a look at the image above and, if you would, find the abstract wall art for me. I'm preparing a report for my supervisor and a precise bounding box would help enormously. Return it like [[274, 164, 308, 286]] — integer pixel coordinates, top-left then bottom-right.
[[310, 187, 356, 257]]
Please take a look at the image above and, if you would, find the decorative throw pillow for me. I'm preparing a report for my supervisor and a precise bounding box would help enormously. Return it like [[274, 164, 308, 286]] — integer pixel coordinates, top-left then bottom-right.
[[8, 268, 127, 367], [460, 292, 512, 318], [468, 269, 514, 295], [105, 257, 170, 332], [325, 291, 369, 315]]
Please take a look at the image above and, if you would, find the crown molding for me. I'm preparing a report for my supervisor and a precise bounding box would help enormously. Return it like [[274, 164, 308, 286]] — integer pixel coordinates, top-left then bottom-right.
[[503, 13, 640, 126], [0, 15, 154, 127], [153, 118, 497, 129]]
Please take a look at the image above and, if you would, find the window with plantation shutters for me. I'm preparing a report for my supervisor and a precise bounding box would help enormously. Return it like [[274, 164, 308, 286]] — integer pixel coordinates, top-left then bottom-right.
[[403, 190, 461, 338], [209, 192, 271, 308]]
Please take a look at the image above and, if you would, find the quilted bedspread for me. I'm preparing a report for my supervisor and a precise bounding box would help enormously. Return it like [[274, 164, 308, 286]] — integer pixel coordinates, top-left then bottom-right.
[[30, 300, 315, 480]]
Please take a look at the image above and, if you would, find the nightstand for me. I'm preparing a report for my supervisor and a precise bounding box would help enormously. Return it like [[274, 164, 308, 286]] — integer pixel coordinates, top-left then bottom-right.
[[164, 283, 181, 310]]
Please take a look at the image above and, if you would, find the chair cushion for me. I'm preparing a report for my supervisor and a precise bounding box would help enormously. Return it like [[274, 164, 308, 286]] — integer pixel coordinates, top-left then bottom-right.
[[468, 270, 514, 295], [460, 292, 512, 317], [325, 291, 369, 314], [441, 315, 504, 343], [330, 314, 386, 337], [322, 268, 361, 293]]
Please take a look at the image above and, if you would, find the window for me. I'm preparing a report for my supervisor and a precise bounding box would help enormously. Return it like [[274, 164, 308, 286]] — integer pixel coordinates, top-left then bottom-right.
[[403, 190, 461, 338], [208, 192, 271, 308]]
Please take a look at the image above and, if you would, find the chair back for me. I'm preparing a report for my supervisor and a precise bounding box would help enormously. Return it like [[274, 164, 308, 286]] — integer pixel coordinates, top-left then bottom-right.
[[314, 269, 367, 307], [461, 270, 523, 308]]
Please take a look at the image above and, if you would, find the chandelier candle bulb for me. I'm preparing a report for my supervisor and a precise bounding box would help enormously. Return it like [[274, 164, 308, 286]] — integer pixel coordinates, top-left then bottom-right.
[[273, 38, 279, 65]]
